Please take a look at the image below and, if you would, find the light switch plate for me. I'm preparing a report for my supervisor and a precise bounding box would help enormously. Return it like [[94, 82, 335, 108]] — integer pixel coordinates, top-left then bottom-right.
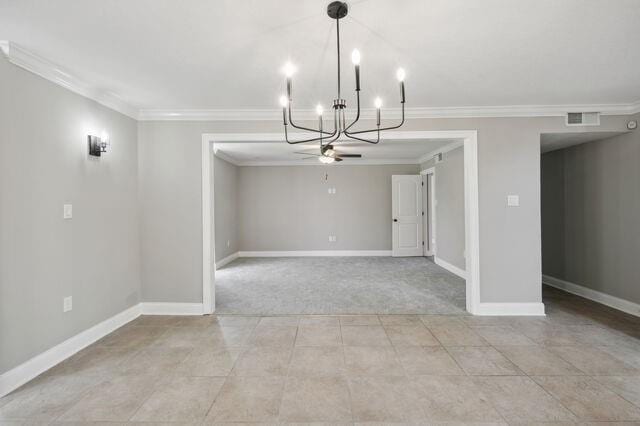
[[63, 296, 73, 312], [507, 195, 520, 207], [63, 204, 73, 219]]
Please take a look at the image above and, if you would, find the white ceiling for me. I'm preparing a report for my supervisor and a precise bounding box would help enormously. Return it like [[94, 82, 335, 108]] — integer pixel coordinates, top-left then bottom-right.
[[540, 131, 627, 153], [1, 0, 640, 113], [214, 138, 458, 165]]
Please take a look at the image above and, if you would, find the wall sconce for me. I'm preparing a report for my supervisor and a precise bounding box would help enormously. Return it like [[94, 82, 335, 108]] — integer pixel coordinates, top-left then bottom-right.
[[88, 131, 109, 157]]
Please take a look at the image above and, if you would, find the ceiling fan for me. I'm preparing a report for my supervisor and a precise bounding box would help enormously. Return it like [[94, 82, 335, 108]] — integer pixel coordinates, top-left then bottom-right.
[[294, 143, 362, 164]]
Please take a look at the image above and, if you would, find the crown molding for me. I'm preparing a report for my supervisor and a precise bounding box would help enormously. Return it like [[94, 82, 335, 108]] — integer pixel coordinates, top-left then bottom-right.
[[3, 41, 639, 122], [139, 102, 640, 121], [626, 100, 640, 115], [215, 145, 418, 167], [212, 149, 242, 166], [0, 41, 138, 119], [231, 158, 420, 167], [417, 139, 465, 165]]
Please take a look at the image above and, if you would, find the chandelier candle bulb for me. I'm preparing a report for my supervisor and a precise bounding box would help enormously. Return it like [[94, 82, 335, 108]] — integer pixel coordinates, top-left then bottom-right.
[[279, 96, 288, 124], [283, 61, 296, 78], [396, 68, 406, 103], [280, 95, 288, 125], [351, 49, 361, 65]]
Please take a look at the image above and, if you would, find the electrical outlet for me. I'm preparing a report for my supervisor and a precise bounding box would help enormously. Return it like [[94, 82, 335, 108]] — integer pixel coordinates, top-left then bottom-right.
[[507, 195, 520, 207], [63, 296, 73, 312], [328, 235, 337, 242], [63, 204, 73, 219], [327, 187, 336, 194], [227, 240, 230, 248]]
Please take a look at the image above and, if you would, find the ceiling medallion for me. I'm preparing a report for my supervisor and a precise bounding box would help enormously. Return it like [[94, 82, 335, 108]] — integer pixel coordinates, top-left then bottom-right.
[[278, 1, 407, 163]]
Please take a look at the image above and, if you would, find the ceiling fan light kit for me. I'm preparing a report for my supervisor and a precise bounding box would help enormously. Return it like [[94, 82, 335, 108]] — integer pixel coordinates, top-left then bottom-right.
[[279, 1, 407, 164]]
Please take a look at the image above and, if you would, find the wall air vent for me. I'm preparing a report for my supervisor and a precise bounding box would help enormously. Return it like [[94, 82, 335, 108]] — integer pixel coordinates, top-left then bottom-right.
[[566, 112, 600, 126]]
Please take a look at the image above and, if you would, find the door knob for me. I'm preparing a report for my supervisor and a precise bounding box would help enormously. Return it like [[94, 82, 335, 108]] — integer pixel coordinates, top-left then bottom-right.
[[393, 219, 398, 222]]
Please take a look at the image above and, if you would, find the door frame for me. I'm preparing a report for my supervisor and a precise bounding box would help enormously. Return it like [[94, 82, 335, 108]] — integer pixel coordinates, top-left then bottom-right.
[[201, 130, 481, 314], [420, 167, 436, 256]]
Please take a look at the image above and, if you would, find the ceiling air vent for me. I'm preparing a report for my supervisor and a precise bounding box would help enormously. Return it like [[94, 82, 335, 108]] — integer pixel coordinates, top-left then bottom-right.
[[566, 112, 600, 126]]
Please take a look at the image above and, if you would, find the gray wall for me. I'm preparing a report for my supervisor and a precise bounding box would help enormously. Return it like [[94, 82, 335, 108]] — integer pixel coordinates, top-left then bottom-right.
[[213, 155, 239, 261], [237, 164, 419, 251], [0, 55, 140, 374], [422, 146, 466, 270], [137, 114, 635, 305], [542, 131, 640, 304]]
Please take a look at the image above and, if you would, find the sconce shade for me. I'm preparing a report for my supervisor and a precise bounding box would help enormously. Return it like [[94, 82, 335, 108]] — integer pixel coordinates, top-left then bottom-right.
[[88, 134, 109, 157], [88, 135, 102, 157]]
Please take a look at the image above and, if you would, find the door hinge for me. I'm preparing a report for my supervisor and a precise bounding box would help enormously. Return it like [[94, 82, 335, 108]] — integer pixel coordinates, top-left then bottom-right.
[[422, 241, 425, 246], [422, 211, 424, 216]]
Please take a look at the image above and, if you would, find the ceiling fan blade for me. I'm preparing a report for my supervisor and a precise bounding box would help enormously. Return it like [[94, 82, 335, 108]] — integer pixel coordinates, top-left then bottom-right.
[[334, 157, 343, 162], [336, 154, 362, 158], [299, 156, 318, 160]]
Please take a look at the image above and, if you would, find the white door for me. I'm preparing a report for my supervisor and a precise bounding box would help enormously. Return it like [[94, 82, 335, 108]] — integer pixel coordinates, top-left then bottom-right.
[[392, 175, 423, 257]]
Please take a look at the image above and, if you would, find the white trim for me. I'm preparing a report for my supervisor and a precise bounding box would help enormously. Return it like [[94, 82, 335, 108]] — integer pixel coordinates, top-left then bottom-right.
[[418, 140, 465, 165], [238, 250, 391, 257], [202, 137, 214, 314], [202, 130, 482, 315], [421, 168, 436, 257], [215, 252, 239, 269], [0, 304, 141, 398], [0, 41, 138, 119], [463, 132, 481, 314], [139, 102, 640, 121], [543, 275, 640, 317], [434, 256, 466, 279], [140, 302, 204, 316], [474, 302, 546, 316]]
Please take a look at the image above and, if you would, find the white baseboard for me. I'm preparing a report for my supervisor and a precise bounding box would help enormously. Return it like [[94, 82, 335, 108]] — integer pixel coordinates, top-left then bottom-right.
[[474, 302, 546, 316], [434, 256, 467, 279], [140, 302, 204, 316], [238, 250, 392, 257], [215, 252, 239, 269], [0, 304, 141, 398], [543, 274, 640, 317], [0, 300, 210, 398]]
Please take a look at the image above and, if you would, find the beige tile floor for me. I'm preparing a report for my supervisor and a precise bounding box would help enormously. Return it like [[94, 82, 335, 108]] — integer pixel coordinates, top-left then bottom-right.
[[2, 286, 640, 425]]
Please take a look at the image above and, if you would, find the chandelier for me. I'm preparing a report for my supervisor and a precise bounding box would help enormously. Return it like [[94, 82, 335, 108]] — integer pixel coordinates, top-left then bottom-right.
[[279, 1, 407, 148]]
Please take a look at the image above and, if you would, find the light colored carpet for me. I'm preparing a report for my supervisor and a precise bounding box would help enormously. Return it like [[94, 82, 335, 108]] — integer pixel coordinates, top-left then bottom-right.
[[215, 257, 466, 314]]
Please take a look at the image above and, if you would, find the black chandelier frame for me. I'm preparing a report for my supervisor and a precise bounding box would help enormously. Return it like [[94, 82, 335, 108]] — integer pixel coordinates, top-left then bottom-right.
[[280, 1, 406, 147]]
